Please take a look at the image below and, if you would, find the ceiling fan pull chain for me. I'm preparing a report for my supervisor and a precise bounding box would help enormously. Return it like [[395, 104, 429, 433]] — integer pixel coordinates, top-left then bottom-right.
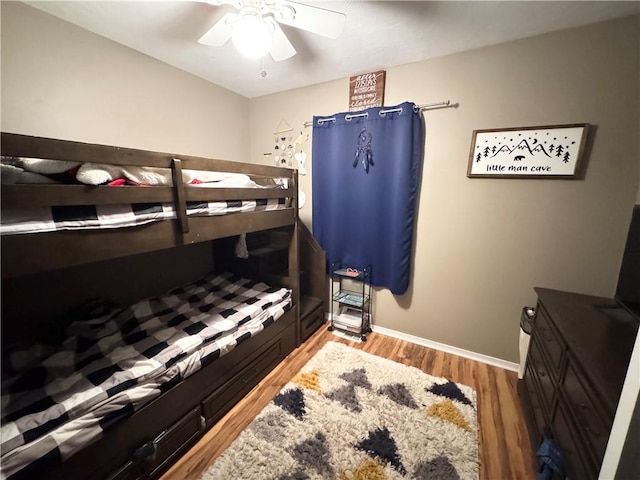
[[259, 57, 267, 78]]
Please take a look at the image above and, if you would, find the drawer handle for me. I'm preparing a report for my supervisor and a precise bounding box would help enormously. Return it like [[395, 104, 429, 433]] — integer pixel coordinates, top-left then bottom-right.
[[241, 368, 259, 384], [133, 440, 158, 463], [537, 371, 546, 377]]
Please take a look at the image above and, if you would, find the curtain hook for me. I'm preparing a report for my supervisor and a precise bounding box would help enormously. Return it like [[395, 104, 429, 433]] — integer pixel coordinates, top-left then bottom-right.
[[379, 106, 403, 117], [317, 117, 336, 126], [345, 112, 368, 122]]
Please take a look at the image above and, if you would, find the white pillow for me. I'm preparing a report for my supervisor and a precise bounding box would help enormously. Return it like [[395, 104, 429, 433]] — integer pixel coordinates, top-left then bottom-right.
[[1, 164, 59, 184], [20, 157, 81, 174], [76, 163, 123, 185], [122, 166, 172, 186], [182, 169, 245, 184], [189, 175, 262, 188]]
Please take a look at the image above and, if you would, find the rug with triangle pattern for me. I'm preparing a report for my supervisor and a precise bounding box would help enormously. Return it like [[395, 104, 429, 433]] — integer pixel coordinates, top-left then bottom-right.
[[201, 341, 478, 480]]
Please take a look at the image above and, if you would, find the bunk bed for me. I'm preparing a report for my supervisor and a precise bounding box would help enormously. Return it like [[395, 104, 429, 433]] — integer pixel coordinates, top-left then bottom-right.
[[0, 132, 318, 480]]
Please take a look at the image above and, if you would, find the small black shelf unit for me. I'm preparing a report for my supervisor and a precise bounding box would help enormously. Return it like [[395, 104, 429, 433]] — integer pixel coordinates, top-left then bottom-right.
[[329, 263, 372, 341]]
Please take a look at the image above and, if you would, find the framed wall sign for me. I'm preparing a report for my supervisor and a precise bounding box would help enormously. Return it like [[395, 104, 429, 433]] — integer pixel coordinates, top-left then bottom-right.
[[349, 70, 386, 112], [467, 124, 589, 178]]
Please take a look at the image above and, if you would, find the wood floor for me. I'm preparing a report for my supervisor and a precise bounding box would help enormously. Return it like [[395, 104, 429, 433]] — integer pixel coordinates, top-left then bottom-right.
[[161, 326, 536, 480]]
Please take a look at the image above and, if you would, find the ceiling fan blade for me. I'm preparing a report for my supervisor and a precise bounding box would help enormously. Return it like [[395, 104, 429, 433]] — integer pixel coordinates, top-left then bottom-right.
[[198, 12, 236, 46], [201, 0, 242, 7], [276, 1, 346, 39], [266, 18, 296, 61]]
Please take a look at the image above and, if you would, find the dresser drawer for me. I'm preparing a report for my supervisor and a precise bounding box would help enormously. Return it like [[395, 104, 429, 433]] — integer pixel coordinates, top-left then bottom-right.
[[562, 359, 610, 464], [552, 401, 597, 480], [527, 336, 556, 417], [523, 363, 548, 444], [534, 305, 565, 372]]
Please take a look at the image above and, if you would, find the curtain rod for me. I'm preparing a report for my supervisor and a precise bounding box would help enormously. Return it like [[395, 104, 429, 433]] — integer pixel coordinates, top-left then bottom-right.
[[303, 100, 453, 128]]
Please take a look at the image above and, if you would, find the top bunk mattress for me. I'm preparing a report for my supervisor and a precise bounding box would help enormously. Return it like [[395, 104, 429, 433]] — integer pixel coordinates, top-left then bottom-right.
[[1, 157, 291, 235], [1, 156, 279, 188]]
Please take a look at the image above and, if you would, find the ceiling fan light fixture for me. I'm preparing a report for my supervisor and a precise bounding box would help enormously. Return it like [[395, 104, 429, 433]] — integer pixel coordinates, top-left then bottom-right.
[[231, 11, 273, 59], [275, 5, 296, 23]]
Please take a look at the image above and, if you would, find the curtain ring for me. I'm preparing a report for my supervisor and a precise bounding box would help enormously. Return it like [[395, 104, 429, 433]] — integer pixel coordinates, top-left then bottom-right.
[[379, 107, 403, 117], [413, 105, 419, 113], [345, 112, 368, 122], [317, 117, 336, 126]]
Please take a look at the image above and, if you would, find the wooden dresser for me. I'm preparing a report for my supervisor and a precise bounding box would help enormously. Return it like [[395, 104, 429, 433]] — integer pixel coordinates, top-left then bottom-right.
[[519, 288, 638, 479]]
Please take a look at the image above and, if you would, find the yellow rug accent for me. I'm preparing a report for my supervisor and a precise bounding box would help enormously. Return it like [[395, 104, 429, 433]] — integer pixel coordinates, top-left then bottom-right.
[[427, 399, 472, 432], [339, 458, 388, 480], [292, 369, 321, 392]]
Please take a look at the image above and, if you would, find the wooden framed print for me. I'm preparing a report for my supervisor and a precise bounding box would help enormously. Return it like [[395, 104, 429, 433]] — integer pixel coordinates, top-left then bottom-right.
[[349, 70, 386, 112], [467, 123, 589, 178]]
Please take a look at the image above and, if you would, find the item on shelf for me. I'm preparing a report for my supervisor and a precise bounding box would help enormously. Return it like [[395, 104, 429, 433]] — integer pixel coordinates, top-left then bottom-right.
[[334, 306, 362, 330], [333, 267, 361, 278], [329, 263, 372, 341]]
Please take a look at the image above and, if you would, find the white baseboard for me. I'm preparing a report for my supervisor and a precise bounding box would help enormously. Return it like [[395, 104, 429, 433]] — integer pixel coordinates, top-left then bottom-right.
[[371, 325, 519, 372], [325, 314, 518, 371]]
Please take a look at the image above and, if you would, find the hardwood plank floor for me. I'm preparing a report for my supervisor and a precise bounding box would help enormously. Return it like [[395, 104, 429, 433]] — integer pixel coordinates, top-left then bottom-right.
[[161, 326, 536, 480]]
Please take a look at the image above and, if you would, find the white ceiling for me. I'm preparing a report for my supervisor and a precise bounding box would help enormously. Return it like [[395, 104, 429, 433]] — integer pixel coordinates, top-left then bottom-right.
[[25, 1, 640, 99]]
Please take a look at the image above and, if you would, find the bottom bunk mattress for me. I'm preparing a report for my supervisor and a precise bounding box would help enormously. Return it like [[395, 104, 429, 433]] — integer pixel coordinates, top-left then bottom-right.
[[0, 272, 292, 479]]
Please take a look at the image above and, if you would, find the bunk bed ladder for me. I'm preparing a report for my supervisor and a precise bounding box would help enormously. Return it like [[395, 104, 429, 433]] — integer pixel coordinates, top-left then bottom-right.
[[171, 158, 189, 234], [298, 221, 328, 342]]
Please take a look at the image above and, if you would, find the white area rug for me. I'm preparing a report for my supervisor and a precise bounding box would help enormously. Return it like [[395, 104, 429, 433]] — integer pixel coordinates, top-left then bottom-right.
[[201, 341, 478, 480]]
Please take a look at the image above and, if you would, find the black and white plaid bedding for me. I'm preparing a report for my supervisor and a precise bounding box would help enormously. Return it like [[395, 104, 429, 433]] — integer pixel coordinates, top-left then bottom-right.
[[1, 197, 287, 235], [0, 272, 292, 479]]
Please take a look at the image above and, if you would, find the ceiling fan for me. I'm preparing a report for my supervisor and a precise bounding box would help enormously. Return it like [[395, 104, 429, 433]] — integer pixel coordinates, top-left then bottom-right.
[[197, 0, 346, 61]]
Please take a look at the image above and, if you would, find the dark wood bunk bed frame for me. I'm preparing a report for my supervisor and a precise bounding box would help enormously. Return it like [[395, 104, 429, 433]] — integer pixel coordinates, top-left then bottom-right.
[[1, 132, 327, 480]]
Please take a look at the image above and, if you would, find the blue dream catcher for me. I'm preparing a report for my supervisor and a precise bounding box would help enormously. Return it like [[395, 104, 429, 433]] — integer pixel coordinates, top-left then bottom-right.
[[353, 128, 374, 173]]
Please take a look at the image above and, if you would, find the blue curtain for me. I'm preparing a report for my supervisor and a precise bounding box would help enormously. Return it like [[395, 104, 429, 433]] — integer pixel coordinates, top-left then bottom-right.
[[312, 101, 424, 295]]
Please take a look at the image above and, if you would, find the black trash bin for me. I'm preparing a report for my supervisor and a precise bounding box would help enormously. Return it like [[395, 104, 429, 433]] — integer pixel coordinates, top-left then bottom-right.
[[518, 306, 535, 379]]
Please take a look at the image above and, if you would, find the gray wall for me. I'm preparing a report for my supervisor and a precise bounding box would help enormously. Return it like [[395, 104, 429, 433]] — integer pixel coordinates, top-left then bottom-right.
[[250, 15, 640, 362], [2, 2, 639, 363], [1, 1, 250, 161]]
